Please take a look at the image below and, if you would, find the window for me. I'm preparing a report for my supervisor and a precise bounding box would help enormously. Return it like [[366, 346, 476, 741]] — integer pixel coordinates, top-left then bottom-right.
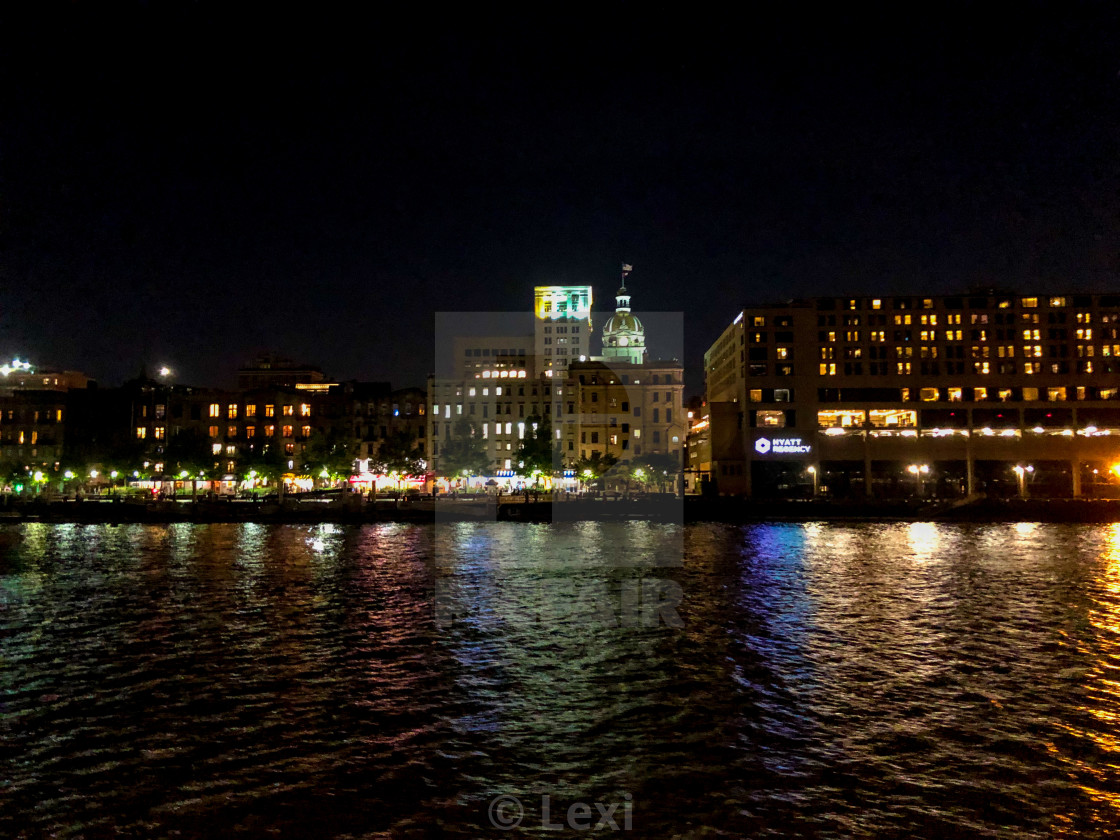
[[282, 405, 294, 416], [228, 425, 237, 437], [246, 426, 256, 438], [1021, 297, 1038, 308], [209, 403, 220, 418], [265, 404, 275, 417], [300, 404, 311, 417], [1048, 387, 1067, 402], [136, 427, 147, 439], [245, 404, 257, 418], [228, 404, 238, 419], [301, 425, 311, 437], [154, 426, 165, 440], [282, 425, 293, 437], [948, 388, 962, 402], [265, 424, 276, 437], [757, 410, 786, 428]]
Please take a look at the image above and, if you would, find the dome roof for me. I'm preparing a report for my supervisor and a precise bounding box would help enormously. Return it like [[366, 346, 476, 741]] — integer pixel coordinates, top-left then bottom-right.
[[603, 311, 644, 335]]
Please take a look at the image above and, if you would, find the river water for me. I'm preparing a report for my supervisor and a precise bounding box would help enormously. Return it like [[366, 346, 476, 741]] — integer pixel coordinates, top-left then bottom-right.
[[2, 522, 1120, 838]]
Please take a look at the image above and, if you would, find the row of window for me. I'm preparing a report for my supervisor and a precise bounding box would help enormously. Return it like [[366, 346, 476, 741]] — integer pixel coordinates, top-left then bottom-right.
[[0, 409, 64, 424], [207, 403, 310, 419], [135, 424, 313, 440], [813, 295, 1120, 311]]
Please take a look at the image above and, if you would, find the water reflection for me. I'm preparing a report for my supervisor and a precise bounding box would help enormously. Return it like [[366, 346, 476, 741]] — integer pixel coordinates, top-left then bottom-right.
[[3, 522, 1120, 837]]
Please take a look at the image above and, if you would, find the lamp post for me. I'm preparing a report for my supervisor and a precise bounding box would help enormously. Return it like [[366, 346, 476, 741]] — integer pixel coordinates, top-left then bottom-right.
[[907, 463, 930, 498], [807, 465, 818, 497], [1013, 464, 1033, 499]]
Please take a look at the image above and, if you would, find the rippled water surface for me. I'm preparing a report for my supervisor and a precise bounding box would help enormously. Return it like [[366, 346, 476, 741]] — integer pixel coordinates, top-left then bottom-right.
[[3, 522, 1120, 838]]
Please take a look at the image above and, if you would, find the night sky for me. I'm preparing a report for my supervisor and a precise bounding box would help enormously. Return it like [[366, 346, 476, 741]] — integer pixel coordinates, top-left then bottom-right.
[[3, 5, 1119, 395]]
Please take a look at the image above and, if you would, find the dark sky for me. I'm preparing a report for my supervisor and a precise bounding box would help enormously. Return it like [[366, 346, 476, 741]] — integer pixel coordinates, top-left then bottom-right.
[[3, 5, 1119, 395]]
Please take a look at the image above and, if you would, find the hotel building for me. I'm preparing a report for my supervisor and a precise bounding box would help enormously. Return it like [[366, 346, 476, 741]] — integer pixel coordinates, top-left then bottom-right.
[[705, 292, 1120, 498]]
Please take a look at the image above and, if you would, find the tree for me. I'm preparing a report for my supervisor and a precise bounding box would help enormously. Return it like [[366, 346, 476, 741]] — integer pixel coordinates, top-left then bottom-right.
[[514, 414, 555, 486], [573, 452, 618, 491], [301, 429, 358, 484], [438, 416, 491, 480], [241, 442, 289, 494], [162, 429, 216, 499], [630, 452, 681, 493], [373, 429, 426, 493]]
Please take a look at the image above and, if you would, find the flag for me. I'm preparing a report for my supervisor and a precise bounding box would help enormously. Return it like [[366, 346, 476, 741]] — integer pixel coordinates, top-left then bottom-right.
[[622, 263, 633, 273]]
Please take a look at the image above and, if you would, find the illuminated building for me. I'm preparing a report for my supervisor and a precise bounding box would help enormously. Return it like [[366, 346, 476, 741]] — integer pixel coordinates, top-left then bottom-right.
[[559, 359, 684, 461], [705, 292, 1120, 498], [601, 282, 646, 365], [429, 278, 684, 488], [534, 285, 592, 376]]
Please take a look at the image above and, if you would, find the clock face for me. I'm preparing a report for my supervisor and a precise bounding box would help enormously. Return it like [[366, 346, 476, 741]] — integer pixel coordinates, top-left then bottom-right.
[[619, 337, 629, 346]]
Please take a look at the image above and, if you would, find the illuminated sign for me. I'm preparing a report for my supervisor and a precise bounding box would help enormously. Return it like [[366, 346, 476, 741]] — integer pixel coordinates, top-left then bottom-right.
[[755, 436, 812, 455], [534, 286, 593, 321]]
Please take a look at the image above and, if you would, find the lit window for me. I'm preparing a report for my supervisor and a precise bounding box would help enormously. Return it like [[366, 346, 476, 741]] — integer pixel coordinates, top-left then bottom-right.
[[1050, 297, 1067, 307], [265, 425, 276, 437], [871, 299, 882, 309], [300, 404, 311, 417], [1021, 297, 1038, 308], [974, 387, 988, 401], [301, 425, 311, 437], [209, 425, 219, 437], [758, 410, 787, 428], [282, 425, 293, 437], [245, 405, 257, 418], [246, 426, 256, 438], [228, 404, 238, 419], [212, 443, 222, 454], [154, 426, 165, 440], [228, 425, 237, 437], [749, 389, 762, 402], [1048, 387, 1067, 401], [136, 427, 147, 439], [919, 388, 939, 402], [209, 403, 220, 418], [948, 388, 962, 402], [265, 405, 275, 417], [1022, 388, 1039, 401], [282, 405, 294, 416], [226, 445, 236, 456]]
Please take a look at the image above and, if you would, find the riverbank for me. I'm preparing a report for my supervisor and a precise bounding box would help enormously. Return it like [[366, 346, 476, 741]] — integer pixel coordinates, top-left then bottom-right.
[[4, 495, 1120, 524]]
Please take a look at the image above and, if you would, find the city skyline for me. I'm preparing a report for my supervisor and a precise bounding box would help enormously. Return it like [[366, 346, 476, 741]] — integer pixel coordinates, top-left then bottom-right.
[[4, 7, 1119, 393]]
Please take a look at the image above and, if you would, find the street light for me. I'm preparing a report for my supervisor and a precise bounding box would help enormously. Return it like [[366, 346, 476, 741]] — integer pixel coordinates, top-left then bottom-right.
[[907, 463, 930, 497], [807, 465, 818, 497]]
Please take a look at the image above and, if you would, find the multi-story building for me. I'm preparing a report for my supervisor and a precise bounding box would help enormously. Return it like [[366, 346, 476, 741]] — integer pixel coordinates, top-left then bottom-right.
[[560, 359, 685, 465], [706, 291, 1120, 498], [428, 280, 685, 488], [534, 285, 593, 377]]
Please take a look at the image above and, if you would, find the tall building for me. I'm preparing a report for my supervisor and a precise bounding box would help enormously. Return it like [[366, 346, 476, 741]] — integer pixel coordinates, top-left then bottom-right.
[[533, 286, 593, 377], [428, 277, 684, 488], [705, 291, 1120, 498]]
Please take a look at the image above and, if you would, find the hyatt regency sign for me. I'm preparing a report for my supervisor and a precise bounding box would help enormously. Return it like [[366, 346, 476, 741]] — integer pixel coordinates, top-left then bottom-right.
[[755, 436, 812, 455]]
